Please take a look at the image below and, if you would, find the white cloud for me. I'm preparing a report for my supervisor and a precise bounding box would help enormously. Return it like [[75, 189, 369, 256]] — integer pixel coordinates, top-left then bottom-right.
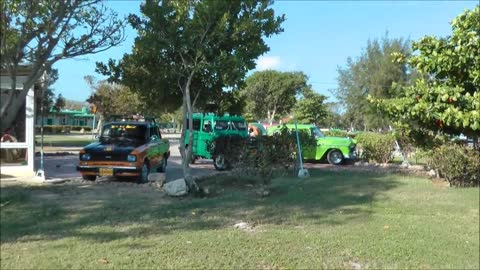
[[255, 56, 281, 71]]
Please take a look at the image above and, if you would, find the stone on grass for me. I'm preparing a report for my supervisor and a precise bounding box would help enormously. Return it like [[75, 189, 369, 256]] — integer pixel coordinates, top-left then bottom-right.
[[233, 222, 252, 231], [148, 173, 166, 185], [164, 178, 188, 196]]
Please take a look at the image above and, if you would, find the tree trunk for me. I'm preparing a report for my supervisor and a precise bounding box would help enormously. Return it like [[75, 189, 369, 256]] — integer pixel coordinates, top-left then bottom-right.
[[269, 108, 276, 125], [180, 72, 199, 192]]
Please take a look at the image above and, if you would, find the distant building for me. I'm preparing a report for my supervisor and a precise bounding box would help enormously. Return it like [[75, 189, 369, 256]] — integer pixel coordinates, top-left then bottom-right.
[[36, 107, 97, 128]]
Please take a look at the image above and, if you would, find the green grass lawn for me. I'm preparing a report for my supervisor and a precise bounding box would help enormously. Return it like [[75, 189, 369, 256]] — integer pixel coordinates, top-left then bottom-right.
[[35, 134, 95, 147], [1, 170, 479, 269]]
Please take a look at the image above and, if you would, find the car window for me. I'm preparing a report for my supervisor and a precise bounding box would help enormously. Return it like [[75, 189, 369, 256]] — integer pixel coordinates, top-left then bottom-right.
[[311, 127, 325, 139], [214, 120, 229, 130]]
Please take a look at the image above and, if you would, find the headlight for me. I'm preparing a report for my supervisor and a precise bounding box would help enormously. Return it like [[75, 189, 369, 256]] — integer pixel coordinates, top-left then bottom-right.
[[127, 154, 137, 162], [80, 153, 91, 161]]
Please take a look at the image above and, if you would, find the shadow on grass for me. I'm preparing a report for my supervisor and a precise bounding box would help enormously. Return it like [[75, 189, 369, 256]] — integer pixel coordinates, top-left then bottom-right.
[[0, 169, 402, 243]]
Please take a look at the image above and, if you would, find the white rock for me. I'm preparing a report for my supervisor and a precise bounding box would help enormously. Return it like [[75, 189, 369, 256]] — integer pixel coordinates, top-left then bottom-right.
[[148, 173, 166, 183], [233, 222, 251, 230], [427, 169, 437, 177], [164, 178, 188, 196]]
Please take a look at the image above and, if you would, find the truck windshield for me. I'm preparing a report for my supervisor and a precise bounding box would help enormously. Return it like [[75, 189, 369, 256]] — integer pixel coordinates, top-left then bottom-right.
[[311, 127, 325, 139], [231, 121, 247, 131]]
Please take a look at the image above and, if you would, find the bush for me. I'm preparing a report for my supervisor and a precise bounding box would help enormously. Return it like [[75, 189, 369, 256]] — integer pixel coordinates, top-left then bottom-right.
[[208, 125, 316, 184], [428, 144, 480, 187], [355, 132, 396, 163], [323, 130, 348, 137]]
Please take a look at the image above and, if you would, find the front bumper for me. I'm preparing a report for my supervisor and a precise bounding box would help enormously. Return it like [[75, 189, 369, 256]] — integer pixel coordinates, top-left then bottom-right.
[[343, 147, 358, 160], [77, 165, 141, 177]]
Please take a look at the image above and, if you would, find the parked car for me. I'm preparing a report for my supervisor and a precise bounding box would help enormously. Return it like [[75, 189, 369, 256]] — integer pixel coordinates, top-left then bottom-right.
[[267, 124, 357, 165], [185, 113, 248, 170], [77, 116, 170, 183]]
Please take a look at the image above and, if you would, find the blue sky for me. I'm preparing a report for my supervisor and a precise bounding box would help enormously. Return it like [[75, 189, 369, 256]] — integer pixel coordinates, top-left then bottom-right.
[[53, 0, 478, 103]]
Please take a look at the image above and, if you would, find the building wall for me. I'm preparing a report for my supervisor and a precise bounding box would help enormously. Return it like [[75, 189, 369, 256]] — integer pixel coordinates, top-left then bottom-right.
[[35, 112, 96, 127]]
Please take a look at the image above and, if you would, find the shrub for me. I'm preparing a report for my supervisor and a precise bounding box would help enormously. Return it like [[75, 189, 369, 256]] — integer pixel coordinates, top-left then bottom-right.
[[355, 132, 396, 163], [323, 130, 347, 137], [428, 144, 480, 187], [208, 125, 316, 184]]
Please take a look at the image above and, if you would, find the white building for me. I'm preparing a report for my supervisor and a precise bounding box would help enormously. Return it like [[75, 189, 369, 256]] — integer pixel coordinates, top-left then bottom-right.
[[1, 67, 36, 177]]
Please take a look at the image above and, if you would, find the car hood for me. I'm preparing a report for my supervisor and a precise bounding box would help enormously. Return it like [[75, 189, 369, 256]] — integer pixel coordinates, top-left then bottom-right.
[[83, 142, 136, 154], [319, 136, 356, 146]]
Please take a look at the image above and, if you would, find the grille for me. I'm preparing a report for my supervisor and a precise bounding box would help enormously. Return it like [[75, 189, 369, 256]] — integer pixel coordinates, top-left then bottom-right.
[[89, 152, 128, 162]]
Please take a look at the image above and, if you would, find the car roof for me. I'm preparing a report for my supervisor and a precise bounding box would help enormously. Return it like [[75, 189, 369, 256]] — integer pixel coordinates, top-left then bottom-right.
[[104, 121, 151, 127], [268, 124, 315, 130]]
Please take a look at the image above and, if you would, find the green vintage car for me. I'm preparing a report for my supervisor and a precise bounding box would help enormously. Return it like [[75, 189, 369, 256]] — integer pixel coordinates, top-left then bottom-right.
[[185, 113, 248, 170], [267, 124, 357, 165]]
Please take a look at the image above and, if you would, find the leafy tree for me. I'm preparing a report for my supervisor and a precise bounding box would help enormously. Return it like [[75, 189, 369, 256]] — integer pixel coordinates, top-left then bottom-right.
[[97, 0, 284, 189], [319, 102, 347, 129], [52, 94, 66, 112], [242, 70, 308, 124], [294, 87, 328, 126], [370, 7, 480, 149], [333, 34, 413, 131], [203, 90, 246, 116], [35, 67, 58, 115], [85, 76, 146, 120], [0, 0, 125, 133], [64, 100, 87, 111]]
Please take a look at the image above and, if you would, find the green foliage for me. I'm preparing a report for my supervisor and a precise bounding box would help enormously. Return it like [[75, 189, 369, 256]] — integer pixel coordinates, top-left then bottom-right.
[[85, 78, 147, 119], [242, 70, 309, 123], [370, 7, 480, 139], [52, 94, 66, 112], [318, 102, 347, 129], [333, 34, 413, 130], [1, 0, 125, 134], [294, 87, 328, 126], [355, 132, 396, 163], [35, 67, 58, 116], [429, 144, 480, 187], [323, 130, 348, 138], [97, 0, 285, 117], [208, 125, 315, 183]]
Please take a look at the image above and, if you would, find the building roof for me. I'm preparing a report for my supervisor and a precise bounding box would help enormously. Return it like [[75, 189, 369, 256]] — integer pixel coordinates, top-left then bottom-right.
[[48, 107, 94, 117]]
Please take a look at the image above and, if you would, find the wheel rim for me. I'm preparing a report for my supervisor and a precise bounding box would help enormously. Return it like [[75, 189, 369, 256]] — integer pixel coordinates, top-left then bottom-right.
[[215, 155, 225, 169], [330, 151, 343, 164], [141, 163, 149, 182]]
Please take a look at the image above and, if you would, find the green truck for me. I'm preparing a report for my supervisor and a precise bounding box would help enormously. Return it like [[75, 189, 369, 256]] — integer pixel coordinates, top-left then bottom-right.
[[267, 124, 357, 165], [185, 113, 248, 170]]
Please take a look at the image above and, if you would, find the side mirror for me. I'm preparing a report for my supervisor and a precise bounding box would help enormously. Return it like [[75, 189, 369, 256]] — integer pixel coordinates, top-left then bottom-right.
[[149, 135, 159, 142]]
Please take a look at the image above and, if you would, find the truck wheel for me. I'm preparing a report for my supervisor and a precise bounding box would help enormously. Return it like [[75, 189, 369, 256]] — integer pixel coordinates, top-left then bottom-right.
[[327, 149, 344, 165], [138, 162, 150, 183], [82, 175, 96, 181], [213, 154, 228, 171]]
